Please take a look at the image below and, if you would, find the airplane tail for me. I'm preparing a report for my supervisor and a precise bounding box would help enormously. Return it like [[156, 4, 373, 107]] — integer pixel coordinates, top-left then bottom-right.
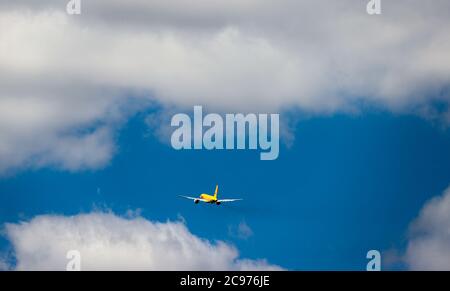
[[214, 185, 219, 199]]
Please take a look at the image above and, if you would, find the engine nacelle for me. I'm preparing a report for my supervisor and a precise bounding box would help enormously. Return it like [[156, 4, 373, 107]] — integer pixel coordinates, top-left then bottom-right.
[[194, 199, 199, 204], [216, 201, 221, 205]]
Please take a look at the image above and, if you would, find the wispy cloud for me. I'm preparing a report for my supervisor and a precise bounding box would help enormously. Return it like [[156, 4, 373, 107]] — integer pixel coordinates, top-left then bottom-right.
[[229, 221, 254, 240]]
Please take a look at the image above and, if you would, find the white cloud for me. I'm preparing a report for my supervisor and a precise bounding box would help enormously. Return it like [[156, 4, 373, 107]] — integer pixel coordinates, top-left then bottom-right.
[[1, 1, 450, 173], [3, 212, 282, 271], [404, 186, 450, 270]]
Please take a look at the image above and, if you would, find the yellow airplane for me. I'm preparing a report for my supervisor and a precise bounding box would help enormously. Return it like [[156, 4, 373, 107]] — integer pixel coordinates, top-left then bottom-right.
[[180, 185, 242, 205]]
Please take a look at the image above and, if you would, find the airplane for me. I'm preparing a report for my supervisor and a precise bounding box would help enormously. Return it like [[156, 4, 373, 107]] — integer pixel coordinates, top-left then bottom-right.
[[179, 185, 242, 205]]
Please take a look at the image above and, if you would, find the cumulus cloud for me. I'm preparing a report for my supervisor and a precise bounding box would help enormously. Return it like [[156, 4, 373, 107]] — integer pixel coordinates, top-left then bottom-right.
[[404, 187, 450, 270], [1, 0, 450, 173], [2, 212, 282, 271]]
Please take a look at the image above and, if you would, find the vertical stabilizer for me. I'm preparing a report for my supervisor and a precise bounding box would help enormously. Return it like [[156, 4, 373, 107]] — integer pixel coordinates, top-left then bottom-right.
[[214, 185, 219, 199]]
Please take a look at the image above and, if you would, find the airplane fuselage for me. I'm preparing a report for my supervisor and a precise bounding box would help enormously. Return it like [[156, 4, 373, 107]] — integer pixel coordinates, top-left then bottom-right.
[[200, 193, 217, 203]]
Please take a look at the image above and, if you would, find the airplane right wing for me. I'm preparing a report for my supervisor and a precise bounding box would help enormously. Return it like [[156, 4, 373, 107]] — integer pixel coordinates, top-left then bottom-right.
[[217, 198, 243, 203]]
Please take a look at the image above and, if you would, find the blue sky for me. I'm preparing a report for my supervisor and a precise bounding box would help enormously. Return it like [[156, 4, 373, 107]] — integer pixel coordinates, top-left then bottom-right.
[[2, 108, 450, 270]]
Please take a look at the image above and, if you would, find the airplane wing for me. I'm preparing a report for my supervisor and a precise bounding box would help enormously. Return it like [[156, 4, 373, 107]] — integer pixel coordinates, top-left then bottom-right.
[[217, 198, 243, 203], [179, 195, 207, 202]]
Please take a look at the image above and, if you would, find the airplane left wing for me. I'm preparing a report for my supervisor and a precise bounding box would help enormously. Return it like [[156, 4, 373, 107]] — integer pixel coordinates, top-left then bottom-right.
[[179, 195, 207, 202]]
